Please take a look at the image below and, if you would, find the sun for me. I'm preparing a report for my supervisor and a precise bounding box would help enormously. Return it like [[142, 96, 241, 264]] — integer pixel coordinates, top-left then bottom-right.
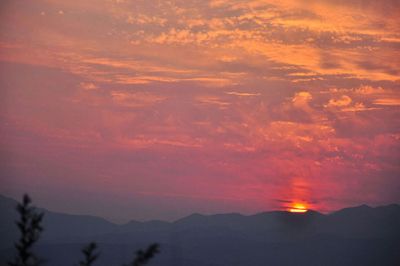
[[288, 203, 308, 213]]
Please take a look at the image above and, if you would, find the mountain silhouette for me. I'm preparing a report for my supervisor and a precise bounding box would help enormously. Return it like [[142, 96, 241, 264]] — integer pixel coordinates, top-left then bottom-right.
[[0, 194, 399, 266]]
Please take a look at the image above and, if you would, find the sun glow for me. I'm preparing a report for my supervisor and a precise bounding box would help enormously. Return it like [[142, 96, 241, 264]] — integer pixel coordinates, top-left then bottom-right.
[[289, 203, 308, 213]]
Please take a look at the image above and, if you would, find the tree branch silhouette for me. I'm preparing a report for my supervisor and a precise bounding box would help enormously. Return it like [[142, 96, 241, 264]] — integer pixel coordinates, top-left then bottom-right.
[[9, 194, 160, 266], [79, 242, 99, 266], [9, 194, 44, 266], [124, 243, 160, 266]]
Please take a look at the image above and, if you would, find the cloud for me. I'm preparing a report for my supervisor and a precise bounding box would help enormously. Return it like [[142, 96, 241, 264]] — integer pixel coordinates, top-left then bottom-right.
[[225, 91, 261, 97], [110, 91, 166, 108], [292, 91, 312, 106], [1, 0, 399, 221], [196, 95, 231, 108], [373, 98, 400, 106], [326, 95, 352, 107], [80, 82, 97, 90], [341, 102, 379, 112], [355, 85, 385, 95]]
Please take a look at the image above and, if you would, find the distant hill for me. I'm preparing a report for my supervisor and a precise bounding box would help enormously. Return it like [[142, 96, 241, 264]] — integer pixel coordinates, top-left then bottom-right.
[[0, 194, 399, 266], [0, 194, 116, 248]]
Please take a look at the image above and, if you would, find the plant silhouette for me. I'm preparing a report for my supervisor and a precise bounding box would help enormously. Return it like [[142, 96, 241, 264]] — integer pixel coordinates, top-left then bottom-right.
[[10, 194, 160, 266], [79, 242, 99, 266], [124, 244, 160, 266], [9, 194, 44, 266]]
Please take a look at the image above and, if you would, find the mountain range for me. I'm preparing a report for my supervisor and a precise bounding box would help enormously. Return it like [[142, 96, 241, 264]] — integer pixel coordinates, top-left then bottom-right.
[[1, 194, 399, 266]]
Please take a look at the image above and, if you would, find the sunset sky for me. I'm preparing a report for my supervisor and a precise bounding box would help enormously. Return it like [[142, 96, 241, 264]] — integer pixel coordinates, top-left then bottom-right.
[[0, 0, 399, 222]]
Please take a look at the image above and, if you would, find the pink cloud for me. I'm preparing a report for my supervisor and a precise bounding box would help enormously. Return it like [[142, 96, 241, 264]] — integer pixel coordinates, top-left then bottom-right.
[[0, 0, 399, 222]]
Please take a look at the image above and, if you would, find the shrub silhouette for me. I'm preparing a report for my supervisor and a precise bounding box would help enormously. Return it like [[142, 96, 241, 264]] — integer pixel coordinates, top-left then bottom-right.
[[124, 244, 160, 266], [9, 194, 44, 266], [10, 194, 160, 266], [79, 242, 99, 266]]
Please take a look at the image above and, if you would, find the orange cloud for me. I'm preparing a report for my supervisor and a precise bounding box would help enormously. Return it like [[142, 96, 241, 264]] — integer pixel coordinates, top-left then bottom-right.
[[373, 98, 400, 106], [292, 91, 313, 107], [326, 95, 352, 107], [1, 0, 399, 221], [110, 91, 166, 108], [79, 82, 98, 90], [225, 91, 261, 97]]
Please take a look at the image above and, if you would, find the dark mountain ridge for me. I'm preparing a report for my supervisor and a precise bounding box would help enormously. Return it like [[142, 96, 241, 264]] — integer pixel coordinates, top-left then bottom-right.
[[1, 194, 399, 266]]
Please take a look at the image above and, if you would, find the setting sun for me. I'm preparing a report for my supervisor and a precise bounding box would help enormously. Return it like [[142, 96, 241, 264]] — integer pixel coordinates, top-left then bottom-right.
[[289, 203, 308, 213]]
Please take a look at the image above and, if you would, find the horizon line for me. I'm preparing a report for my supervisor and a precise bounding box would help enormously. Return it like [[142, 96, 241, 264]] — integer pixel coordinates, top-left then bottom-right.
[[1, 193, 399, 225]]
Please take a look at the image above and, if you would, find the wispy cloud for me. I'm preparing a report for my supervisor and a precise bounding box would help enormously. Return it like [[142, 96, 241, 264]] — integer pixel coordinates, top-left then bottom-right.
[[0, 0, 399, 221]]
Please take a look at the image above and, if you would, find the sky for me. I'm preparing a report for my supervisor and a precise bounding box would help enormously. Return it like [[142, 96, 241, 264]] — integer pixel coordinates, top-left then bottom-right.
[[0, 0, 399, 223]]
